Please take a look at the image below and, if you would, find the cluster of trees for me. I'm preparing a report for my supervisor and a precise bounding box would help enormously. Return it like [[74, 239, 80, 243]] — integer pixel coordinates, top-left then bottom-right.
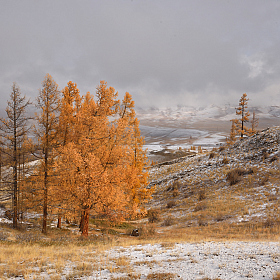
[[0, 74, 152, 236], [227, 93, 259, 144]]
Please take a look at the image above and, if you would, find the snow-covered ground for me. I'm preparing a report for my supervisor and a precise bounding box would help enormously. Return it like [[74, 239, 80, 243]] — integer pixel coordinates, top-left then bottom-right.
[[65, 242, 280, 279], [140, 125, 227, 153]]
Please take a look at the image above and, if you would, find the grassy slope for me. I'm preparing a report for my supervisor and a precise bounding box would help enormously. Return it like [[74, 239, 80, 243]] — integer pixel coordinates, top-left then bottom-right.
[[147, 126, 280, 241]]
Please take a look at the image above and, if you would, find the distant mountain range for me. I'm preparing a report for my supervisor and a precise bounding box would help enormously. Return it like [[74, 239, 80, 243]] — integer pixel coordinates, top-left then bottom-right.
[[136, 105, 280, 124]]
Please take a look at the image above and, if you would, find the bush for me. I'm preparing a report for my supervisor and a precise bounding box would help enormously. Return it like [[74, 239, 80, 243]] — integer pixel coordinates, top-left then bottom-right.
[[219, 146, 225, 152], [198, 189, 206, 201], [270, 154, 278, 163], [138, 224, 156, 238], [194, 201, 207, 212], [0, 203, 6, 209], [166, 201, 176, 208], [173, 188, 179, 197], [262, 148, 269, 160], [147, 209, 160, 223], [161, 215, 174, 227], [209, 152, 216, 159], [222, 157, 229, 164], [4, 210, 13, 220], [259, 174, 269, 186], [0, 231, 8, 241], [226, 168, 248, 185], [198, 216, 208, 226], [146, 272, 176, 280]]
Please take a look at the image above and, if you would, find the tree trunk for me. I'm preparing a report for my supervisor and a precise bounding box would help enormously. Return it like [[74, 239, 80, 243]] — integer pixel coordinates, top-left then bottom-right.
[[57, 215, 61, 228], [42, 163, 48, 234], [13, 164, 18, 228], [13, 110, 18, 229], [79, 210, 85, 232], [81, 209, 89, 237]]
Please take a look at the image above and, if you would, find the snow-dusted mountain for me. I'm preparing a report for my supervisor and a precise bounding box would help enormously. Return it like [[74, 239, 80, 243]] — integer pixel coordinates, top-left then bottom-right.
[[136, 105, 280, 124]]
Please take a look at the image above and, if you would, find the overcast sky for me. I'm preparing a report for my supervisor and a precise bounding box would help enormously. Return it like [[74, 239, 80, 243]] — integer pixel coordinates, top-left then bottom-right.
[[1, 0, 280, 112]]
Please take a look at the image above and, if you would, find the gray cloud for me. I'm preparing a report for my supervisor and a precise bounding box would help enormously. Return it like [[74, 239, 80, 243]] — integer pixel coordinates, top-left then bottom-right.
[[0, 0, 280, 112]]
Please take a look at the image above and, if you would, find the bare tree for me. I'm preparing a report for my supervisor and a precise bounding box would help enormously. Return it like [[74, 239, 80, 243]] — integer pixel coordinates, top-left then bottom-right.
[[0, 83, 31, 228]]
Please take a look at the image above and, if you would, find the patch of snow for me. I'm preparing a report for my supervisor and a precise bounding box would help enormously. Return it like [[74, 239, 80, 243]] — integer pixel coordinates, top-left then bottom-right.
[[95, 242, 280, 279]]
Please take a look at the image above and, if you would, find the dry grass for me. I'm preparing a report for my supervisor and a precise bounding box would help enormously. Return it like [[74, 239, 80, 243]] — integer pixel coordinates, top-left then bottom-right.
[[146, 272, 177, 280]]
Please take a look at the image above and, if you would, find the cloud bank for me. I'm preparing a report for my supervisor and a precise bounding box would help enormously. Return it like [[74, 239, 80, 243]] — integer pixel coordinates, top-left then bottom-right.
[[0, 0, 279, 112]]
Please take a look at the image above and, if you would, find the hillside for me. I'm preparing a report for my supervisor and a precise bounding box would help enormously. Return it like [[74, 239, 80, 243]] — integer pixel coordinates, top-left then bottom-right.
[[0, 127, 279, 280], [146, 126, 280, 239]]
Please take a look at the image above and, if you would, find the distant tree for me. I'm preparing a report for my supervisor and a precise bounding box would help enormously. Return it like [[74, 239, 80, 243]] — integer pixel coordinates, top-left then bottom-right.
[[0, 83, 31, 228], [34, 74, 60, 234], [236, 93, 250, 138], [227, 119, 239, 145], [250, 111, 259, 135]]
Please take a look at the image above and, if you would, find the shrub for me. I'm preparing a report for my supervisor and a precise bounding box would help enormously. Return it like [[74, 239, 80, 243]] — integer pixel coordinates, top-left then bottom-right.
[[0, 203, 6, 209], [173, 188, 179, 197], [262, 148, 269, 160], [167, 201, 176, 208], [146, 272, 176, 280], [147, 209, 160, 223], [161, 215, 174, 227], [138, 224, 156, 238], [194, 201, 207, 212], [0, 232, 8, 241], [198, 216, 208, 226], [219, 146, 225, 152], [198, 189, 206, 201], [222, 157, 229, 164], [226, 168, 247, 185], [259, 174, 269, 186], [209, 152, 216, 159], [270, 154, 278, 163]]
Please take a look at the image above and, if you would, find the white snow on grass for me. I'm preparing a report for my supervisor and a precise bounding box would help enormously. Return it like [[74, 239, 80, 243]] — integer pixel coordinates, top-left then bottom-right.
[[193, 132, 227, 147], [72, 242, 280, 279]]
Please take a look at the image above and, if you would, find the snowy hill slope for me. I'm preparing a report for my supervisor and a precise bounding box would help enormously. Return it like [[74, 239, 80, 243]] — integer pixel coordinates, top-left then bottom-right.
[[147, 126, 280, 230]]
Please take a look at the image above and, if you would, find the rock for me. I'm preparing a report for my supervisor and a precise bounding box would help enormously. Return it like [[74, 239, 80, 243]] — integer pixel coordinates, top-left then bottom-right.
[[131, 229, 139, 236]]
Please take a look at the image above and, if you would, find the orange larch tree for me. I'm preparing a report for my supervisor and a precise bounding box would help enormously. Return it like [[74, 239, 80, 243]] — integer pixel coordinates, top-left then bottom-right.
[[56, 81, 152, 236], [34, 74, 61, 234], [236, 93, 250, 138]]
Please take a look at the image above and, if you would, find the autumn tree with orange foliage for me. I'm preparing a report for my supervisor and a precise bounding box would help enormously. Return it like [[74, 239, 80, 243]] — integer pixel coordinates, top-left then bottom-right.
[[227, 119, 239, 145], [33, 74, 61, 234], [236, 93, 250, 138], [56, 81, 152, 236]]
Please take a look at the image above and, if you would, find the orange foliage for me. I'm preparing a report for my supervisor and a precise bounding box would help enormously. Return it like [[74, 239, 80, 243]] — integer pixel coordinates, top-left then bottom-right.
[[56, 81, 152, 236], [236, 93, 250, 138]]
